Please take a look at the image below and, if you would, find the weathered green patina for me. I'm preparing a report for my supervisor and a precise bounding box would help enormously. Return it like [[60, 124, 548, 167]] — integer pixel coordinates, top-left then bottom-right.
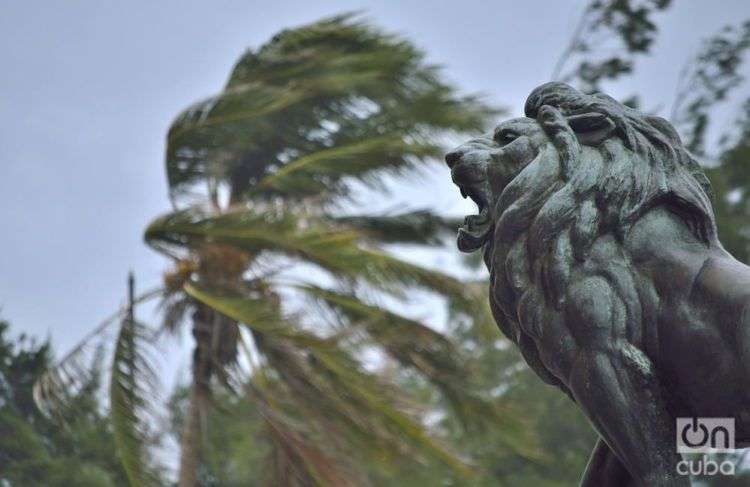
[[447, 82, 750, 486]]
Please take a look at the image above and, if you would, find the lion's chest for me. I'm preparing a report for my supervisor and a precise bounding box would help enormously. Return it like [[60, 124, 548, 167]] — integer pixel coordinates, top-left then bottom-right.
[[489, 236, 579, 381]]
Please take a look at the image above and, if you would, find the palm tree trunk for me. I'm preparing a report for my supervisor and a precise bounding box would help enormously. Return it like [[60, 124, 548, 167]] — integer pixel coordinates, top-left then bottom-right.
[[178, 306, 213, 487]]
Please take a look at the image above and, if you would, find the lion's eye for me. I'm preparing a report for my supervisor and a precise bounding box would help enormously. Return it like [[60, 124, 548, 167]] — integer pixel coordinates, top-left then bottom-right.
[[495, 130, 519, 144]]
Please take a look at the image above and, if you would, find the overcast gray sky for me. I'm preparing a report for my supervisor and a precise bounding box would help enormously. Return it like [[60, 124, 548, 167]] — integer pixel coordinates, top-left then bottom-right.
[[1, 1, 748, 371]]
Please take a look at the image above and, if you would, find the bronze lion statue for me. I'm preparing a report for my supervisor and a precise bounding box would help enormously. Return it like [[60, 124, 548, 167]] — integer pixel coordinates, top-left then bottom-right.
[[446, 82, 750, 486]]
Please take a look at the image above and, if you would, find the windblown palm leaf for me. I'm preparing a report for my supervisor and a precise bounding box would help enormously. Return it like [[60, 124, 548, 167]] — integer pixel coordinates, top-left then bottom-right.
[[145, 207, 478, 312], [261, 405, 358, 487], [253, 136, 439, 196], [110, 317, 160, 487], [331, 210, 461, 246], [165, 13, 495, 206], [33, 287, 161, 418], [296, 284, 533, 449], [183, 283, 473, 476]]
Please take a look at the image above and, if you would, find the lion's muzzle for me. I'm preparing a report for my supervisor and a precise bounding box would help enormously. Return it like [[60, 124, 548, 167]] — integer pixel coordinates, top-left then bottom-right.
[[445, 143, 494, 253]]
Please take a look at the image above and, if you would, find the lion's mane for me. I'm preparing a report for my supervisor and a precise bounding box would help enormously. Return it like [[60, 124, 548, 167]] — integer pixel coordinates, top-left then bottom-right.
[[488, 83, 717, 368]]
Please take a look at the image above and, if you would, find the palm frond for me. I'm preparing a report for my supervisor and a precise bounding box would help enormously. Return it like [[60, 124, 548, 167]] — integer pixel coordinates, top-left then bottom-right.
[[297, 285, 532, 446], [299, 284, 460, 373], [183, 282, 297, 338], [109, 317, 160, 486], [264, 414, 355, 487], [183, 281, 473, 476], [145, 208, 478, 313], [254, 136, 438, 197], [331, 210, 461, 245], [303, 341, 473, 476], [256, 335, 473, 478], [33, 288, 162, 418], [164, 14, 498, 205], [248, 379, 362, 487]]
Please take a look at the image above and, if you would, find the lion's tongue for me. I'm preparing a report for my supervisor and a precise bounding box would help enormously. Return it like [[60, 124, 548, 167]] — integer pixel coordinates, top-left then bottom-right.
[[457, 208, 492, 252]]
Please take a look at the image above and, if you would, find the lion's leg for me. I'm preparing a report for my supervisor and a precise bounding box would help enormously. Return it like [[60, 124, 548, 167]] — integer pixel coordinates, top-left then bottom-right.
[[566, 276, 688, 486], [580, 438, 633, 487]]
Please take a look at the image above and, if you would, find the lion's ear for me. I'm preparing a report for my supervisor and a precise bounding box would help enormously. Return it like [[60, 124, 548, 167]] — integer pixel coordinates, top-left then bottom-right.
[[566, 112, 616, 146]]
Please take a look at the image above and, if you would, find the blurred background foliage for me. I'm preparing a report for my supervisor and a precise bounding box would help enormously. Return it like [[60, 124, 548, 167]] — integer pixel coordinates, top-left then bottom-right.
[[3, 1, 750, 486], [0, 319, 146, 486]]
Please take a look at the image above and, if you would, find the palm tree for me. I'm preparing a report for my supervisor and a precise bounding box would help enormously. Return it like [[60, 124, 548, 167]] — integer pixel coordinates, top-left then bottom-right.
[[37, 14, 531, 486]]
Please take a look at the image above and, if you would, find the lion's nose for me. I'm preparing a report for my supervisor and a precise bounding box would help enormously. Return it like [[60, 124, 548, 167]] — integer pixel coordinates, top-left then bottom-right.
[[445, 150, 462, 169]]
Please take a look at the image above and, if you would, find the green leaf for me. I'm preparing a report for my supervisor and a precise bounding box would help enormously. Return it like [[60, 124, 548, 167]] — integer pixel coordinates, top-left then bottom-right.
[[298, 285, 535, 454], [182, 282, 326, 350], [109, 318, 159, 487], [163, 14, 497, 205], [145, 208, 478, 314], [183, 281, 474, 476], [254, 136, 439, 196], [332, 210, 460, 245], [33, 288, 162, 420]]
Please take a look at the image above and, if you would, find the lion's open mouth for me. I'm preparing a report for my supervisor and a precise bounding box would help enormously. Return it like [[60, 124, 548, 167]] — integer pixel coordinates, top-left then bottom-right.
[[456, 184, 493, 253]]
